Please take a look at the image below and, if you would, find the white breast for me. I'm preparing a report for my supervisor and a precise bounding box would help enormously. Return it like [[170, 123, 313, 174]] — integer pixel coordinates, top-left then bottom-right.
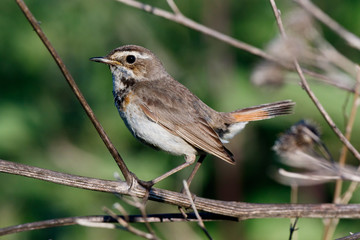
[[118, 103, 197, 157]]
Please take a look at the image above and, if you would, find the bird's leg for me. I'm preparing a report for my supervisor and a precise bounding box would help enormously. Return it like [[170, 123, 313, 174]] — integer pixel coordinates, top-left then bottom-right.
[[178, 155, 206, 218], [139, 154, 196, 188], [182, 154, 206, 192]]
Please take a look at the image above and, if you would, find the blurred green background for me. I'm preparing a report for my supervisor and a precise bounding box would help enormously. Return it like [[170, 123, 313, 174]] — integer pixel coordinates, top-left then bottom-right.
[[1, 0, 360, 239]]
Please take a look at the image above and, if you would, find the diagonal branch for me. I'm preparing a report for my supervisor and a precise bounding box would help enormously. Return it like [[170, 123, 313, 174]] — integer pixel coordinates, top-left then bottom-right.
[[114, 0, 356, 93], [115, 0, 276, 62], [269, 0, 360, 162], [295, 0, 360, 51], [183, 180, 212, 240], [334, 66, 360, 201], [14, 0, 133, 184], [102, 207, 157, 239]]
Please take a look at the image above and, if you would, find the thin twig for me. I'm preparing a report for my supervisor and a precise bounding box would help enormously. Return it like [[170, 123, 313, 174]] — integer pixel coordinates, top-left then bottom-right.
[[325, 67, 360, 238], [0, 213, 237, 236], [342, 93, 351, 127], [324, 66, 360, 239], [289, 218, 299, 240], [269, 2, 359, 239], [166, 0, 182, 16], [340, 65, 360, 204], [14, 0, 133, 184], [183, 180, 212, 240], [342, 181, 360, 205], [104, 207, 157, 239], [123, 196, 157, 237], [115, 0, 277, 62], [295, 0, 360, 51], [139, 204, 157, 238], [305, 71, 355, 93], [290, 185, 298, 240], [113, 203, 130, 222], [290, 186, 298, 204], [323, 218, 339, 240], [114, 0, 354, 93], [269, 0, 360, 163]]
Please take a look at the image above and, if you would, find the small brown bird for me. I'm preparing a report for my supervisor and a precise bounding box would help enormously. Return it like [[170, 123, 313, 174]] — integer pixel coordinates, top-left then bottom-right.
[[91, 45, 295, 185]]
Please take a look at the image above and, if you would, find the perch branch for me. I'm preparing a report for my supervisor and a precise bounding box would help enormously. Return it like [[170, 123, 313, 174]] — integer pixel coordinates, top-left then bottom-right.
[[2, 159, 360, 220]]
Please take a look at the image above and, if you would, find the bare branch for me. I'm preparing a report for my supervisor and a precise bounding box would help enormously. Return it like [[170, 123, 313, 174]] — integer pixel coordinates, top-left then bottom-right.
[[183, 180, 212, 240], [0, 216, 112, 236], [14, 0, 133, 185], [103, 207, 157, 240], [114, 0, 355, 93], [325, 66, 360, 236], [0, 213, 237, 236], [75, 219, 116, 229], [2, 159, 360, 220], [269, 2, 359, 238], [269, 0, 360, 162], [166, 0, 182, 16], [9, 1, 360, 238], [295, 0, 360, 51], [321, 66, 360, 239], [114, 196, 157, 237], [115, 0, 276, 62], [306, 71, 355, 93], [336, 232, 360, 240], [289, 218, 299, 240]]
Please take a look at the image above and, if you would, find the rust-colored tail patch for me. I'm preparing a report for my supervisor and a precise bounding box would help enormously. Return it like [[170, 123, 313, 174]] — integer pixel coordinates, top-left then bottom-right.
[[229, 100, 295, 123]]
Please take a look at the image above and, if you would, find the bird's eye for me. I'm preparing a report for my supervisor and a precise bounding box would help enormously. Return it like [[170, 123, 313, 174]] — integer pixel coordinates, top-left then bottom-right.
[[126, 55, 136, 64]]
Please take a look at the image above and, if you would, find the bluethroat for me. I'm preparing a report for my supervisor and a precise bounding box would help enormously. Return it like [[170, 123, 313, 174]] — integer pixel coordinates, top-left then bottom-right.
[[91, 45, 295, 186]]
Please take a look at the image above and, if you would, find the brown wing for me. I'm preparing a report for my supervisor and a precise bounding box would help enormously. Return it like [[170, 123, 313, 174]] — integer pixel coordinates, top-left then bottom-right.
[[135, 81, 235, 164]]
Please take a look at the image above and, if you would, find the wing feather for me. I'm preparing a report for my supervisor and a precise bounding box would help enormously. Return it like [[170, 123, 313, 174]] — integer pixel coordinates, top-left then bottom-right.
[[136, 82, 234, 164]]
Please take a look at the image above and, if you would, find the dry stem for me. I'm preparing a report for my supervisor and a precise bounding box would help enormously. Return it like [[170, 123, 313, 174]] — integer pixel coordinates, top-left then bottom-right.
[[269, 1, 360, 239], [14, 0, 133, 185], [295, 0, 360, 51], [183, 180, 212, 240], [114, 0, 355, 93], [323, 66, 360, 239], [2, 159, 360, 221], [269, 0, 360, 162]]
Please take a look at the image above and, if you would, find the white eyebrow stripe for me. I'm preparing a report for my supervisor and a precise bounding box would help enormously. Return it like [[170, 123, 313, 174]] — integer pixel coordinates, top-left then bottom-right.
[[111, 51, 151, 60]]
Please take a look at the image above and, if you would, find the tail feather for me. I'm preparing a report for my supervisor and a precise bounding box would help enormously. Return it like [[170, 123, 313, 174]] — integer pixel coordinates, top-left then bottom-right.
[[229, 100, 295, 122]]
